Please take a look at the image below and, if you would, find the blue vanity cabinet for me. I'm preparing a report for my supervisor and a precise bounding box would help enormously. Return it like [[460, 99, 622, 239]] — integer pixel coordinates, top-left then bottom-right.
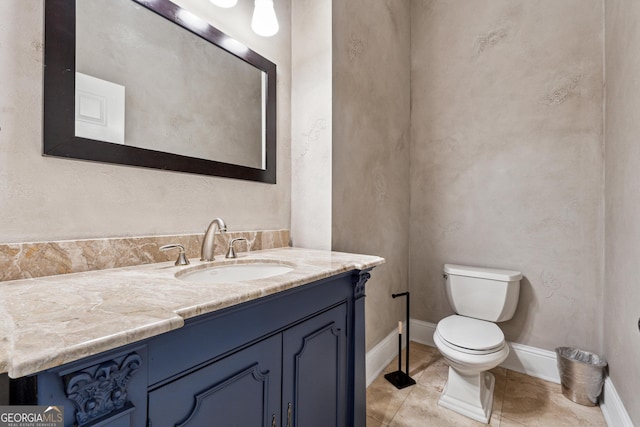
[[9, 269, 373, 427], [282, 303, 348, 427], [147, 334, 283, 427], [148, 303, 348, 427]]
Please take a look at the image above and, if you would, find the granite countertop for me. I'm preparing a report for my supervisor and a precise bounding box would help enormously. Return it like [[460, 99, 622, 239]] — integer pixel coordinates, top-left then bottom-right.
[[0, 247, 384, 379]]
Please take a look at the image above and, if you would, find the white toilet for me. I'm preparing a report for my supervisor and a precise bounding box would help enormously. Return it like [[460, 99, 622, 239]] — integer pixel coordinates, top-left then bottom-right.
[[433, 264, 522, 423]]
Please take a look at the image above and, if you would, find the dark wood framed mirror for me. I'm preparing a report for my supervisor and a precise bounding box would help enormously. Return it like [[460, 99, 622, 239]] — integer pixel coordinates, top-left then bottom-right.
[[43, 0, 277, 183]]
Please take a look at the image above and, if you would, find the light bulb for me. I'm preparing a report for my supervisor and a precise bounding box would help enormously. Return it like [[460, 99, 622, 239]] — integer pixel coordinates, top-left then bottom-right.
[[251, 0, 279, 37], [210, 0, 237, 8]]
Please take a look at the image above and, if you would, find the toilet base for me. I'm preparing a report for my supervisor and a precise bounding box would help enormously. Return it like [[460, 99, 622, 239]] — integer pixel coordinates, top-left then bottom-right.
[[438, 367, 495, 424]]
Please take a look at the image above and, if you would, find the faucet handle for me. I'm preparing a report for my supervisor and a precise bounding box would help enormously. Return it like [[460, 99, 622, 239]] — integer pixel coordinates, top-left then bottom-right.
[[226, 238, 247, 259], [160, 244, 190, 266]]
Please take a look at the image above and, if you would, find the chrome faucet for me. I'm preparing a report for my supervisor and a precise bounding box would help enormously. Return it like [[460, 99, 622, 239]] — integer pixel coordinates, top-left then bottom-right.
[[200, 217, 227, 261]]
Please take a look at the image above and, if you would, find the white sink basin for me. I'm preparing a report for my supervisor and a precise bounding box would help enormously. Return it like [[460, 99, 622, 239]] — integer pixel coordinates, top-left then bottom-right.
[[177, 262, 294, 284]]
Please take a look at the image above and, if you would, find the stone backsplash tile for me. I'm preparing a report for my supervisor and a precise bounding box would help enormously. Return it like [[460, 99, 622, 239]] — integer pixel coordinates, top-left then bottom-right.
[[0, 230, 290, 282]]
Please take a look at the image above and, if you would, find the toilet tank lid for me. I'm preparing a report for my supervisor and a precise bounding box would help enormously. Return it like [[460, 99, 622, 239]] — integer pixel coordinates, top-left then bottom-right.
[[444, 264, 522, 281]]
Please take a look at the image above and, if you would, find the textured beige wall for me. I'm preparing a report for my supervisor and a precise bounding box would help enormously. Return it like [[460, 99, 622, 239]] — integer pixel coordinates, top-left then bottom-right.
[[604, 0, 640, 423], [332, 0, 411, 350], [410, 0, 604, 352], [0, 0, 290, 243]]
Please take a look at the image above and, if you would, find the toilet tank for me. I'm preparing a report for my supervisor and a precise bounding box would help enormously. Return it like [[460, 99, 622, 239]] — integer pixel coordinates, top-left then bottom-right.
[[443, 264, 522, 322]]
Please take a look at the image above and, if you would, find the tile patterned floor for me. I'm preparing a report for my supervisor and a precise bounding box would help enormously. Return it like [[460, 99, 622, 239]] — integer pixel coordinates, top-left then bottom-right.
[[367, 342, 607, 426]]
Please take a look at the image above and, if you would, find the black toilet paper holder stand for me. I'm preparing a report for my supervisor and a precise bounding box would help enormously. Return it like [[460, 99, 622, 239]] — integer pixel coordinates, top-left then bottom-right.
[[384, 291, 416, 389]]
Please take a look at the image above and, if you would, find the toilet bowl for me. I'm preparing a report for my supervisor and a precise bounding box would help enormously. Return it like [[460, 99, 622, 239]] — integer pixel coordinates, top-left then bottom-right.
[[433, 315, 510, 423], [433, 264, 521, 424]]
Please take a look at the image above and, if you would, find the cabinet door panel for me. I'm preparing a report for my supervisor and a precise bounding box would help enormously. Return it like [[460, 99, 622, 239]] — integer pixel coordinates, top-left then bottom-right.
[[282, 304, 348, 427], [148, 335, 282, 427]]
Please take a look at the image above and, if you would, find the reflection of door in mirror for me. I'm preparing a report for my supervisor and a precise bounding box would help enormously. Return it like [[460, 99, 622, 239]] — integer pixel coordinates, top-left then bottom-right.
[[75, 0, 265, 169]]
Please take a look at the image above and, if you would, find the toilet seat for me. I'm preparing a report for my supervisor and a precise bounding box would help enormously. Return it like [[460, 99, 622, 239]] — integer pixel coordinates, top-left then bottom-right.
[[435, 315, 505, 355]]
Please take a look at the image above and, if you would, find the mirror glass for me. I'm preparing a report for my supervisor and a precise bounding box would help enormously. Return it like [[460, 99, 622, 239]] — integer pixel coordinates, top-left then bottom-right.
[[44, 0, 276, 183]]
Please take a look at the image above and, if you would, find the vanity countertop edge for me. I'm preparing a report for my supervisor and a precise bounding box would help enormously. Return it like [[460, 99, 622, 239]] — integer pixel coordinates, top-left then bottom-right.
[[0, 247, 384, 378]]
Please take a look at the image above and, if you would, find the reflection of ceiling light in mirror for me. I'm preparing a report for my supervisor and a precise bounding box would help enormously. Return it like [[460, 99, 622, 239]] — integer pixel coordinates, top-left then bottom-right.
[[210, 0, 238, 7], [221, 37, 249, 55], [251, 0, 279, 37], [177, 9, 209, 31]]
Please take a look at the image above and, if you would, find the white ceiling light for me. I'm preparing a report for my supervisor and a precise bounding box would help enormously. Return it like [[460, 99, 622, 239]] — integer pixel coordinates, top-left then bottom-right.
[[251, 0, 279, 37], [210, 0, 238, 8]]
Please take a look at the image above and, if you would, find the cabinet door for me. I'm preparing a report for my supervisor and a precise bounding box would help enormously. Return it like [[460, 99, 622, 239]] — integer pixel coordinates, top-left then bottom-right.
[[282, 303, 348, 427], [148, 334, 282, 427]]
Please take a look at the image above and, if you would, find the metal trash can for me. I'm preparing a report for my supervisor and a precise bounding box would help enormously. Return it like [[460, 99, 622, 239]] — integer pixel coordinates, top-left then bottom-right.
[[555, 346, 607, 406]]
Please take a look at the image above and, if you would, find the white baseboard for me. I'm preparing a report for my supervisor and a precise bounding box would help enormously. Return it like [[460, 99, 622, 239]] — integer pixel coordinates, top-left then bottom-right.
[[501, 342, 560, 384], [367, 318, 634, 427], [601, 377, 635, 427], [409, 319, 436, 347], [410, 318, 436, 347]]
